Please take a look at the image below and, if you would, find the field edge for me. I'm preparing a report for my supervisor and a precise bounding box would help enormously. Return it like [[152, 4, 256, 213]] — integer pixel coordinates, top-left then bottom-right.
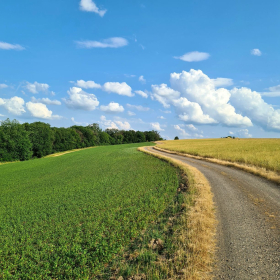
[[138, 146, 217, 280], [154, 145, 280, 185]]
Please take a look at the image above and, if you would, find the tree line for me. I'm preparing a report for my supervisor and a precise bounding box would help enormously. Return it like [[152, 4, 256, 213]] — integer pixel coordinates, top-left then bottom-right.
[[0, 118, 163, 162]]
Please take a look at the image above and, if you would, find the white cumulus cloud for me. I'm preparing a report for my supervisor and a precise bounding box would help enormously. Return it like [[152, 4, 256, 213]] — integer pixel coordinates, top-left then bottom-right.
[[31, 97, 61, 105], [0, 96, 25, 115], [100, 115, 131, 130], [76, 37, 128, 48], [79, 0, 107, 16], [173, 97, 217, 124], [26, 102, 61, 119], [100, 102, 124, 113], [174, 51, 210, 62], [115, 121, 131, 130], [150, 122, 164, 131], [103, 82, 133, 97], [151, 83, 180, 108], [230, 87, 280, 131], [0, 42, 25, 50], [64, 87, 99, 110], [169, 70, 252, 126], [251, 49, 262, 56], [76, 80, 101, 89], [135, 90, 148, 98], [25, 82, 49, 94]]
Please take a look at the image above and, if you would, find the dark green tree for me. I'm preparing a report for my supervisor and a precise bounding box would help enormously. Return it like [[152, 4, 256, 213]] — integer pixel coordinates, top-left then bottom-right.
[[23, 122, 54, 158], [0, 119, 32, 161]]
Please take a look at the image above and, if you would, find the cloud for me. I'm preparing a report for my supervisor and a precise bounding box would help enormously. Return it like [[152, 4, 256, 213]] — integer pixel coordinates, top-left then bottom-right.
[[174, 124, 190, 136], [25, 82, 49, 94], [160, 109, 171, 114], [236, 129, 252, 138], [185, 124, 198, 131], [151, 84, 180, 108], [100, 115, 118, 129], [100, 102, 124, 113], [103, 82, 133, 97], [0, 96, 25, 115], [31, 97, 61, 105], [169, 70, 252, 126], [71, 117, 83, 125], [127, 104, 150, 111], [173, 97, 217, 124], [230, 87, 280, 131], [251, 49, 262, 56], [139, 75, 146, 84], [212, 78, 233, 87], [0, 84, 8, 89], [100, 115, 131, 130], [174, 51, 210, 62], [79, 0, 107, 16], [135, 90, 148, 98], [76, 80, 101, 89], [124, 74, 136, 78], [26, 102, 61, 119], [261, 85, 280, 97], [150, 122, 164, 131], [128, 111, 136, 116], [159, 116, 166, 119], [64, 87, 99, 110], [0, 42, 25, 50], [76, 37, 128, 48], [115, 120, 131, 130]]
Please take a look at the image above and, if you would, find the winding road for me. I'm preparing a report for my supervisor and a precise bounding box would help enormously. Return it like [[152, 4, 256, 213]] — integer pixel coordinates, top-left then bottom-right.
[[144, 147, 280, 279]]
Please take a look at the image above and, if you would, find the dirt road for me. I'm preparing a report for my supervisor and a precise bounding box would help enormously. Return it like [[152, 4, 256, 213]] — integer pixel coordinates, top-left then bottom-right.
[[144, 147, 280, 279]]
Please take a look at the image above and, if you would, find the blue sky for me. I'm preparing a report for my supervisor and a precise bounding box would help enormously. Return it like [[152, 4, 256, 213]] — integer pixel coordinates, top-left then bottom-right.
[[1, 0, 280, 139]]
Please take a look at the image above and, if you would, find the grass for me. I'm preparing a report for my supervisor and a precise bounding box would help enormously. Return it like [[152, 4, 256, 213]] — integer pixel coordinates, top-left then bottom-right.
[[97, 147, 216, 280], [0, 143, 182, 279], [159, 138, 280, 173], [142, 147, 216, 279], [113, 147, 216, 280]]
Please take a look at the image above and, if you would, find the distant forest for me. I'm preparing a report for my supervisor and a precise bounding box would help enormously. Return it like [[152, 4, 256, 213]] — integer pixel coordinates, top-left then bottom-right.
[[0, 118, 163, 162]]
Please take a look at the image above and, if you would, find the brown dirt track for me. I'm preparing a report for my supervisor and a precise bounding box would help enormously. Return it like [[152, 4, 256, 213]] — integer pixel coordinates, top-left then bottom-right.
[[145, 146, 280, 279]]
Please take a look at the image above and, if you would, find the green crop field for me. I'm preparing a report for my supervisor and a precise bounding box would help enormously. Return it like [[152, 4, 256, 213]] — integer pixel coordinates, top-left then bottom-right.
[[0, 143, 180, 279], [159, 138, 280, 173]]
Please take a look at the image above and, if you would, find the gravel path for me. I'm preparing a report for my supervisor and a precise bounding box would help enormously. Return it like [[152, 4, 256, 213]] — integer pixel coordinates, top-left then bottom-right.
[[144, 147, 280, 279]]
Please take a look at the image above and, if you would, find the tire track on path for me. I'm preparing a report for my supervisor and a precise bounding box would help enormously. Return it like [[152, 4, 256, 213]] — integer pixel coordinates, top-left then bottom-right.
[[144, 147, 280, 279]]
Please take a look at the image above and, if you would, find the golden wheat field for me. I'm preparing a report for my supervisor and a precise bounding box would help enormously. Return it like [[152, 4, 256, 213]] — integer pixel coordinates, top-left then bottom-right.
[[159, 138, 280, 173]]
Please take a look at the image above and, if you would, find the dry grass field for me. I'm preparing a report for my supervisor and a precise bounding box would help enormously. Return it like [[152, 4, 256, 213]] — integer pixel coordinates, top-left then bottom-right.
[[159, 138, 280, 173]]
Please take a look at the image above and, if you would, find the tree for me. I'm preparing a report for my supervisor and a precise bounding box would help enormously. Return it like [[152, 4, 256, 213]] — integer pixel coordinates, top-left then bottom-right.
[[23, 122, 54, 158], [0, 119, 32, 161], [174, 136, 179, 140], [99, 132, 110, 145], [136, 131, 146, 143]]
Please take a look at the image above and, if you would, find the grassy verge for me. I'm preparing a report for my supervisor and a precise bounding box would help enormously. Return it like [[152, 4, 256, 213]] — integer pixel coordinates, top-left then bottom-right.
[[97, 147, 215, 279], [0, 143, 181, 279], [158, 139, 280, 184]]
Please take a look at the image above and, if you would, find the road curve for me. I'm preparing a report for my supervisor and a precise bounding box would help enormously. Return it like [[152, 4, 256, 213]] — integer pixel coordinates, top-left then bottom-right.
[[144, 147, 280, 279]]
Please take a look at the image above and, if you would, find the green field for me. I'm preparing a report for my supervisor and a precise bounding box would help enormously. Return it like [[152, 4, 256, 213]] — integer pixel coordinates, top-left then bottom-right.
[[0, 143, 180, 279], [159, 138, 280, 173]]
